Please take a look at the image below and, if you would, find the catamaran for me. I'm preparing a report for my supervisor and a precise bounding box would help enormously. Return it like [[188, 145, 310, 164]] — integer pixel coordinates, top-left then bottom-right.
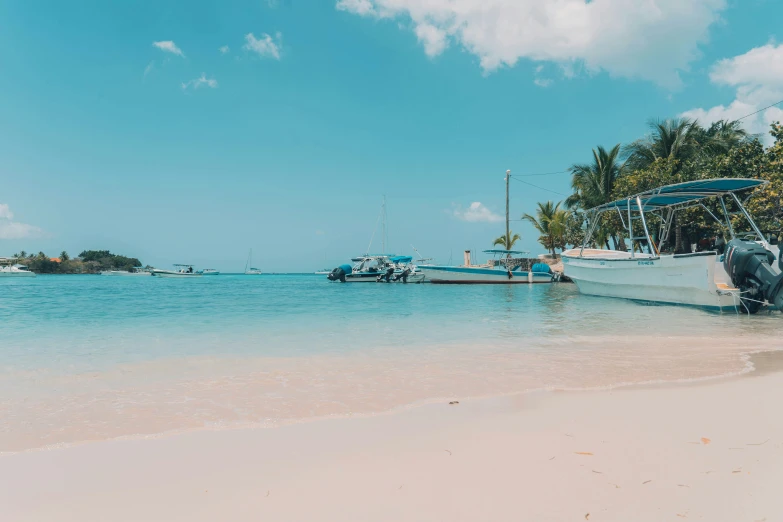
[[417, 170, 556, 284], [562, 178, 783, 313], [245, 250, 262, 275], [150, 264, 202, 278]]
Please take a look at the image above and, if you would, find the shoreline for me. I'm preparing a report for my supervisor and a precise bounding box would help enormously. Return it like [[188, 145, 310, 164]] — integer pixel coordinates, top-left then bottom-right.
[[2, 348, 779, 459], [3, 352, 783, 521]]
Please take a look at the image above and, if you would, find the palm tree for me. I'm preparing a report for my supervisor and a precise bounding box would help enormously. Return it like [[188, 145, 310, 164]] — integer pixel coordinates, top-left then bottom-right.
[[493, 231, 521, 251], [18, 250, 27, 259], [622, 118, 703, 172], [567, 144, 627, 250], [60, 251, 70, 262], [522, 201, 568, 256], [566, 144, 624, 210], [701, 119, 753, 155]]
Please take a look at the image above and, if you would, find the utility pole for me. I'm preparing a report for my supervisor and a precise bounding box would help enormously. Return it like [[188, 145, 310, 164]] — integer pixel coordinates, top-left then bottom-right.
[[505, 170, 511, 251]]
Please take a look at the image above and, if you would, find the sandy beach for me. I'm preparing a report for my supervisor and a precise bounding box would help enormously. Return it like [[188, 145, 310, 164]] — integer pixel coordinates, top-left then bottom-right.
[[2, 352, 782, 522]]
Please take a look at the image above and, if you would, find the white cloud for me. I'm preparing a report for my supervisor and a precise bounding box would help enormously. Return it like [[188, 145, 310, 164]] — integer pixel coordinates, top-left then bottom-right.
[[219, 45, 230, 55], [0, 205, 43, 239], [336, 0, 374, 15], [244, 32, 282, 60], [452, 202, 503, 223], [534, 78, 553, 88], [414, 22, 448, 57], [0, 204, 12, 220], [181, 73, 218, 90], [143, 61, 155, 77], [681, 43, 783, 143], [334, 0, 726, 87], [152, 40, 185, 57]]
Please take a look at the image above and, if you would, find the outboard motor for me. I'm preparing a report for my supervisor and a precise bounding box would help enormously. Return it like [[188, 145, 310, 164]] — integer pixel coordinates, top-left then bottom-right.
[[393, 267, 412, 283], [377, 266, 395, 283], [724, 239, 783, 313], [327, 264, 352, 283]]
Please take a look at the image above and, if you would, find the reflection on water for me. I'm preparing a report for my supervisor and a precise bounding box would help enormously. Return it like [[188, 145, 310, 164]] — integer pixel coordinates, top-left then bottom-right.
[[1, 275, 782, 453]]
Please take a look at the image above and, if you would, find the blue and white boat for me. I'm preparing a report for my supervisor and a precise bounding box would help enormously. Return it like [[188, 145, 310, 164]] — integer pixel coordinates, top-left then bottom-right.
[[327, 254, 426, 283], [418, 249, 555, 284]]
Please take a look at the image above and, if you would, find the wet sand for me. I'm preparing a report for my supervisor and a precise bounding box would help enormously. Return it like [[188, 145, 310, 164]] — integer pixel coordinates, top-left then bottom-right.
[[2, 352, 782, 521]]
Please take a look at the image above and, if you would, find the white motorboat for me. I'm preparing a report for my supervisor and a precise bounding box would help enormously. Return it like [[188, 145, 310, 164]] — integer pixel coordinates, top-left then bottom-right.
[[100, 267, 151, 276], [419, 249, 555, 284], [0, 263, 36, 277], [562, 178, 783, 313], [326, 254, 426, 283], [245, 250, 262, 275], [150, 264, 202, 278], [198, 268, 220, 275]]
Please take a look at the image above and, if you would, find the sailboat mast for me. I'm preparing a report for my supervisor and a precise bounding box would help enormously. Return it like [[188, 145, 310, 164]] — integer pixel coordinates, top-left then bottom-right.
[[382, 195, 387, 254], [505, 170, 510, 251]]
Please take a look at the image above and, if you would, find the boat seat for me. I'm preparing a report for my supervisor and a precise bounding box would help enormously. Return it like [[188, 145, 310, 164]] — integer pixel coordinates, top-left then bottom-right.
[[715, 282, 738, 292]]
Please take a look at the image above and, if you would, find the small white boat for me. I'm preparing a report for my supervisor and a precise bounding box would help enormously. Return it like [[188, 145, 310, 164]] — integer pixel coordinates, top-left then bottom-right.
[[100, 267, 151, 276], [419, 250, 555, 284], [245, 250, 262, 275], [198, 269, 220, 275], [562, 178, 783, 313], [150, 264, 202, 278], [0, 263, 36, 277]]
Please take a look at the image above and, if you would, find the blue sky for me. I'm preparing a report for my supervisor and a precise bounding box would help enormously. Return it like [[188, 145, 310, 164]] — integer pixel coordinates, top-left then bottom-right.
[[1, 0, 782, 271]]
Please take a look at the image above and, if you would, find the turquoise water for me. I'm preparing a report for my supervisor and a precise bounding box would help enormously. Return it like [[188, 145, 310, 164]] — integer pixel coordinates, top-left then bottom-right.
[[2, 275, 783, 452]]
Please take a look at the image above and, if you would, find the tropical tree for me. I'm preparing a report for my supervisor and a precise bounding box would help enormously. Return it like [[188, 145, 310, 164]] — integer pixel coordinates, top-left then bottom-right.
[[566, 144, 625, 210], [622, 118, 703, 172], [18, 250, 27, 259], [493, 231, 521, 251], [522, 201, 568, 256], [566, 144, 627, 249], [60, 251, 70, 261]]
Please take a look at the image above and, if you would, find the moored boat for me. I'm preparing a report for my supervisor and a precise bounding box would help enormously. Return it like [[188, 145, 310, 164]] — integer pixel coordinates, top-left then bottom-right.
[[419, 250, 555, 284], [150, 264, 202, 278], [244, 250, 262, 275], [0, 262, 36, 277], [100, 267, 151, 276], [198, 268, 220, 275], [326, 254, 426, 283], [562, 178, 783, 313]]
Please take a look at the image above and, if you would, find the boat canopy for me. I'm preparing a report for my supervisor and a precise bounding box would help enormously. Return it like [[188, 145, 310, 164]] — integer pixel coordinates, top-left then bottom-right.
[[592, 178, 767, 213], [389, 256, 413, 263], [482, 249, 530, 255]]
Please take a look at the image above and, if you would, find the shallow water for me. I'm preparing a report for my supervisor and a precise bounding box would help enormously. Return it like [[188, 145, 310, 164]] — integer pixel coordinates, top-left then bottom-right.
[[2, 274, 782, 453]]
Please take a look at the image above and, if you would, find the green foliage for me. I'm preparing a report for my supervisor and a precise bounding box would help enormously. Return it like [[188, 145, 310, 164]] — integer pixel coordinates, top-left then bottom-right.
[[567, 144, 624, 210], [78, 250, 141, 271], [492, 232, 521, 251], [60, 251, 70, 262], [522, 201, 569, 255]]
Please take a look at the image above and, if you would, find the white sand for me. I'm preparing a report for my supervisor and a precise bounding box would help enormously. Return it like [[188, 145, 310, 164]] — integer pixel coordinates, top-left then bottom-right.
[[2, 357, 782, 521]]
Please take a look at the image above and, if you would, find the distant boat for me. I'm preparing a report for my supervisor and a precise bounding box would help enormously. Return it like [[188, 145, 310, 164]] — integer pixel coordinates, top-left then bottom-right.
[[0, 263, 36, 277], [314, 269, 331, 275], [101, 267, 151, 276], [150, 264, 202, 278], [198, 268, 220, 275], [245, 250, 262, 275], [326, 254, 426, 283]]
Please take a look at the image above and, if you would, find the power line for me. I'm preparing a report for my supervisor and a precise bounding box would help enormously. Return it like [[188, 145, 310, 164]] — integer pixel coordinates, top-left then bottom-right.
[[509, 176, 569, 197], [511, 169, 570, 177], [736, 98, 783, 121], [504, 99, 783, 198]]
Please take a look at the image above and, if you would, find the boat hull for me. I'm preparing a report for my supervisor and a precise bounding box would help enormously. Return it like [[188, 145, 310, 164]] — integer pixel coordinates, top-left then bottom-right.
[[418, 265, 554, 284], [100, 271, 151, 276], [151, 270, 202, 278], [343, 272, 425, 283], [0, 271, 35, 277], [562, 250, 740, 310]]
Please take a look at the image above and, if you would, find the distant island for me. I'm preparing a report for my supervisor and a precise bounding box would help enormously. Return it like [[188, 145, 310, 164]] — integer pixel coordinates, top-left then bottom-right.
[[10, 250, 143, 274]]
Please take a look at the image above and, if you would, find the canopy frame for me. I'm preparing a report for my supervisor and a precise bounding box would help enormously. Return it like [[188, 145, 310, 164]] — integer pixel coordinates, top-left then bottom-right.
[[578, 178, 769, 258]]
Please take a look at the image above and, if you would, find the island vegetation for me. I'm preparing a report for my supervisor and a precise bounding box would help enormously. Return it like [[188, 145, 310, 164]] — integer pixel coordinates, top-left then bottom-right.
[[520, 119, 783, 255], [9, 250, 143, 274]]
